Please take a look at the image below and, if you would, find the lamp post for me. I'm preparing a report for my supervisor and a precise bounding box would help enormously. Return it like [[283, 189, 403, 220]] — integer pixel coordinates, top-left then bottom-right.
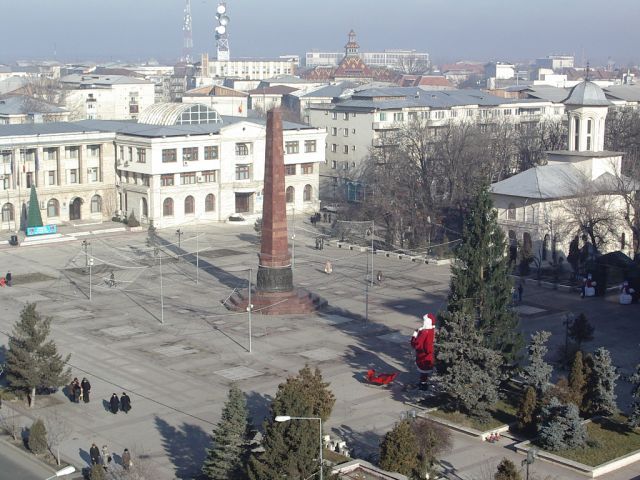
[[521, 448, 536, 480], [563, 312, 575, 364], [176, 228, 183, 248], [247, 267, 253, 353], [45, 465, 76, 480], [274, 415, 323, 480], [82, 239, 90, 272], [88, 257, 93, 301]]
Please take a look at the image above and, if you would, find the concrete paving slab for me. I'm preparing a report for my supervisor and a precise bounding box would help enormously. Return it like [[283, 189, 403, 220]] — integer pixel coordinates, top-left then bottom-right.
[[514, 304, 547, 315], [14, 293, 50, 303], [299, 347, 342, 361], [214, 366, 263, 381], [377, 332, 407, 344]]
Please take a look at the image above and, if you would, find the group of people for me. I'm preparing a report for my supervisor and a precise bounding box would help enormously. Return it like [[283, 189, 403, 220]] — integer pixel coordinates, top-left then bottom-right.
[[315, 236, 325, 250], [89, 443, 132, 471], [109, 392, 132, 414], [0, 271, 12, 287], [69, 377, 91, 403], [309, 211, 333, 226], [511, 281, 524, 304]]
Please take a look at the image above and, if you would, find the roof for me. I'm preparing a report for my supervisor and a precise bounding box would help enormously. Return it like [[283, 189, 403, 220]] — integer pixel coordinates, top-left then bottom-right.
[[0, 76, 28, 95], [490, 163, 632, 199], [0, 122, 104, 138], [563, 80, 612, 106], [247, 85, 298, 95], [603, 85, 640, 102], [300, 82, 359, 98], [517, 85, 569, 103], [398, 75, 453, 88], [60, 74, 152, 86], [184, 85, 248, 97], [138, 103, 222, 126], [0, 95, 67, 115]]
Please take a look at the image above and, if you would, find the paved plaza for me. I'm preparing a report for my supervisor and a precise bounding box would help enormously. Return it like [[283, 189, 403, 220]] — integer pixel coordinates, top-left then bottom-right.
[[0, 220, 639, 479]]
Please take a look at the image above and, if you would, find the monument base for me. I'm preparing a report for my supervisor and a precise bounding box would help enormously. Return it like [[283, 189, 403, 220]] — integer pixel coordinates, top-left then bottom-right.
[[224, 287, 327, 315]]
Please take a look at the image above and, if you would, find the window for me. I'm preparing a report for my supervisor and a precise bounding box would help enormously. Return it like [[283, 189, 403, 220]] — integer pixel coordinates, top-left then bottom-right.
[[1, 203, 14, 222], [161, 174, 174, 186], [235, 164, 250, 180], [204, 145, 219, 160], [47, 199, 59, 217], [184, 195, 195, 215], [331, 160, 337, 169], [136, 148, 146, 163], [162, 149, 177, 163], [286, 186, 295, 203], [65, 146, 78, 159], [379, 112, 387, 121], [1, 150, 12, 163], [285, 141, 299, 154], [2, 177, 8, 190], [88, 167, 98, 182], [88, 145, 100, 157], [303, 184, 312, 202], [235, 143, 250, 156], [180, 172, 196, 185], [331, 144, 337, 153], [44, 148, 58, 161], [90, 195, 102, 214], [285, 164, 296, 176], [205, 194, 216, 212], [343, 128, 349, 137], [507, 203, 516, 220], [301, 163, 313, 174], [183, 147, 198, 162], [202, 170, 217, 183], [128, 147, 133, 162], [343, 112, 349, 120], [26, 172, 33, 188], [393, 112, 404, 122], [574, 117, 580, 150], [343, 145, 349, 154], [332, 112, 337, 120], [163, 198, 174, 216], [331, 127, 337, 136], [586, 118, 593, 151], [69, 169, 78, 184], [304, 140, 316, 153]]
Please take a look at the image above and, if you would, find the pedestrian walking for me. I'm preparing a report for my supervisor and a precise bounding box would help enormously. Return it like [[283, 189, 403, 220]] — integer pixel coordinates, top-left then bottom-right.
[[101, 445, 112, 471], [70, 378, 81, 403], [376, 270, 383, 284], [324, 260, 333, 274], [120, 392, 131, 413], [319, 237, 324, 250], [5, 271, 11, 287], [109, 393, 119, 414], [315, 237, 320, 250], [89, 443, 101, 465], [517, 281, 524, 303], [81, 378, 91, 403], [122, 448, 132, 470], [323, 212, 327, 222], [108, 271, 116, 288]]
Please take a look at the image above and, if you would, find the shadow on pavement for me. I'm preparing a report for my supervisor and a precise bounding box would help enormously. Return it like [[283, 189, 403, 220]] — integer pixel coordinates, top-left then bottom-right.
[[154, 416, 209, 479]]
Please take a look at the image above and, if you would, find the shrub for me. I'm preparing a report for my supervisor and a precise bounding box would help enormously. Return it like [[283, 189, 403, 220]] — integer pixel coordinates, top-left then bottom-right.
[[128, 210, 140, 228], [495, 457, 522, 480], [28, 418, 47, 455], [516, 386, 537, 434], [538, 398, 587, 451]]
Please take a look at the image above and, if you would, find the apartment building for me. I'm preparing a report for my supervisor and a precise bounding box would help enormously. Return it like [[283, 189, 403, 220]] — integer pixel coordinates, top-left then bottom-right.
[[0, 123, 117, 231], [200, 54, 297, 81], [307, 87, 565, 200]]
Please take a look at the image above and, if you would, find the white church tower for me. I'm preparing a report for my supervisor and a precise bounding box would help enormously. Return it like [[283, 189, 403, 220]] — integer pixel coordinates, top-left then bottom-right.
[[563, 80, 611, 152]]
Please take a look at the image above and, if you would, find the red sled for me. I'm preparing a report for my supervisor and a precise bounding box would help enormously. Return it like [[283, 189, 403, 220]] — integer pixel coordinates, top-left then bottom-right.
[[366, 369, 398, 386]]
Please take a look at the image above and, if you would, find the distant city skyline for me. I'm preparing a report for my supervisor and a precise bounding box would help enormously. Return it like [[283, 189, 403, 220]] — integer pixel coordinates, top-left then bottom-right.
[[2, 0, 639, 66]]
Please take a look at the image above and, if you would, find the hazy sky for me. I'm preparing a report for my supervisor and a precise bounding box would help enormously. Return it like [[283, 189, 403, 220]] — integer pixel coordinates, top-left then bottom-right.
[[2, 0, 639, 66]]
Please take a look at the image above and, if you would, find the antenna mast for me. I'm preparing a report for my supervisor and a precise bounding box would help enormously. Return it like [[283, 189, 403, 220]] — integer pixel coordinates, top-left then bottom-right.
[[182, 0, 194, 63], [215, 2, 230, 61]]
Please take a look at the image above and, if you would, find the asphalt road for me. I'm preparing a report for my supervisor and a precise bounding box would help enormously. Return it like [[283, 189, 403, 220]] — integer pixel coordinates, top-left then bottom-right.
[[0, 440, 59, 480]]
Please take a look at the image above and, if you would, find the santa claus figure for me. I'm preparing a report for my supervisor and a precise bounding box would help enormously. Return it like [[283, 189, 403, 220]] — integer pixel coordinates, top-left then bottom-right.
[[619, 280, 635, 305], [411, 313, 436, 386], [581, 273, 597, 298]]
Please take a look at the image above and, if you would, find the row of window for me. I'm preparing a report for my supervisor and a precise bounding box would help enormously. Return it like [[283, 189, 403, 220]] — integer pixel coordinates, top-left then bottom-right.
[[285, 140, 317, 154], [162, 195, 216, 216], [1, 146, 101, 163], [329, 144, 357, 154], [330, 128, 356, 137], [1, 168, 101, 191], [160, 171, 218, 186], [285, 163, 314, 175], [375, 107, 563, 123], [286, 185, 313, 203], [325, 112, 357, 120], [0, 195, 102, 222]]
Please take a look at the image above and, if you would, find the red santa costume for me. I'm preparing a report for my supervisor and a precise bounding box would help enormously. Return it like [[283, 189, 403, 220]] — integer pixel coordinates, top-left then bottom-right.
[[582, 273, 597, 298], [411, 313, 436, 384]]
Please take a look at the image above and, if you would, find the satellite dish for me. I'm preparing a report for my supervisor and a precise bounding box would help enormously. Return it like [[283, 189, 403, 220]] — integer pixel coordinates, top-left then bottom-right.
[[219, 15, 229, 26], [215, 25, 226, 35], [216, 4, 226, 14]]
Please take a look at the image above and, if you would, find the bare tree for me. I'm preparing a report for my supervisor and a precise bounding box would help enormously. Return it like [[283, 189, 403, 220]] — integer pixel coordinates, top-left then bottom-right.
[[44, 409, 71, 465], [612, 160, 640, 255], [0, 406, 20, 441], [102, 189, 118, 218], [397, 54, 430, 75]]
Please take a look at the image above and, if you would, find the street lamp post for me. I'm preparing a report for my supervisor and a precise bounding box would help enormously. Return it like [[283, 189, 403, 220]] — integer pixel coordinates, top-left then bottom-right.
[[88, 257, 94, 301], [176, 228, 183, 248], [247, 267, 253, 354], [563, 312, 575, 364], [82, 240, 90, 272], [274, 415, 323, 480], [45, 465, 76, 480]]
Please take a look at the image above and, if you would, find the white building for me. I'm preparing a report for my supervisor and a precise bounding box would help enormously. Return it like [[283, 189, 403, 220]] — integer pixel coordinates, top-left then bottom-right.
[[536, 55, 575, 71], [308, 87, 564, 200], [87, 103, 325, 228], [0, 95, 70, 125], [306, 49, 430, 72], [491, 80, 635, 263], [59, 74, 155, 121], [181, 85, 249, 117], [200, 54, 297, 81], [0, 123, 117, 231], [486, 62, 516, 80]]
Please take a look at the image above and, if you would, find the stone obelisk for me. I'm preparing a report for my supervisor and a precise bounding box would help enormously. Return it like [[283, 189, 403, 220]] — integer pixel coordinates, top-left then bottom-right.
[[256, 108, 294, 293]]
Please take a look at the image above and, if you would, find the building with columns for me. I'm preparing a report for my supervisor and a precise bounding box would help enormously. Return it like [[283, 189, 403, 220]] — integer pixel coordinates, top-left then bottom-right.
[[491, 80, 635, 264], [0, 103, 325, 231], [0, 123, 117, 230]]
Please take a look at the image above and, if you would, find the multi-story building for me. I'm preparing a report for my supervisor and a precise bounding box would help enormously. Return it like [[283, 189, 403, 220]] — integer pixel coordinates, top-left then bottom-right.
[[0, 95, 70, 124], [308, 87, 565, 200], [200, 54, 297, 81], [306, 49, 430, 72], [0, 103, 326, 231], [181, 85, 248, 117], [59, 74, 155, 120], [0, 123, 117, 230], [535, 55, 575, 71]]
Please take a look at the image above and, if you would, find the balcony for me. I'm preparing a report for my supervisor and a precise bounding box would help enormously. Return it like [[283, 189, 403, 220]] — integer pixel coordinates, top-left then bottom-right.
[[372, 122, 401, 131]]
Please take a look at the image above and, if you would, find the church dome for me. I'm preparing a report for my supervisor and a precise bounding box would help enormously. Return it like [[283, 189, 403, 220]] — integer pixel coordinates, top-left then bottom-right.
[[563, 80, 611, 107]]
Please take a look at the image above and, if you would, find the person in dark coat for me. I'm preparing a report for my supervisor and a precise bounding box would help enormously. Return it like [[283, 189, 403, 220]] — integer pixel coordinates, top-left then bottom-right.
[[109, 393, 119, 414], [89, 443, 101, 465], [122, 448, 132, 470], [120, 392, 131, 413], [5, 271, 11, 287], [71, 378, 81, 403], [81, 378, 91, 403]]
